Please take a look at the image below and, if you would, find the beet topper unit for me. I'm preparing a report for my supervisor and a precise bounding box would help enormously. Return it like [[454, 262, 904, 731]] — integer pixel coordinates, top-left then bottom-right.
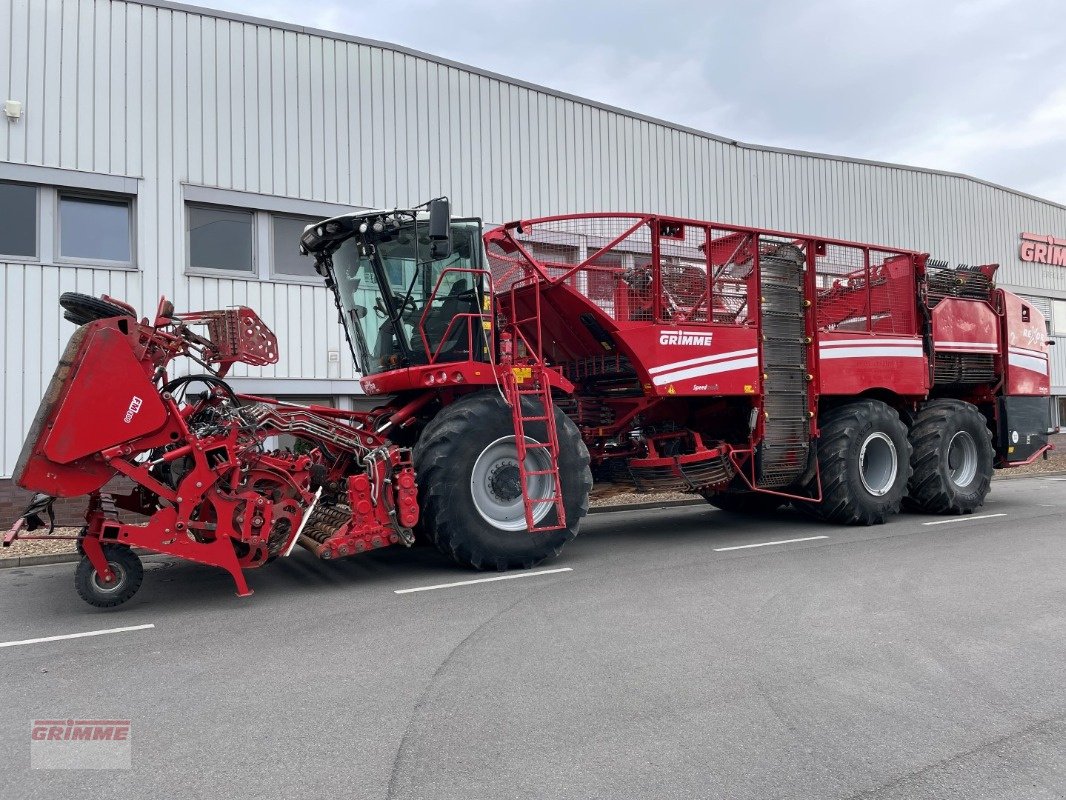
[[6, 200, 1053, 607]]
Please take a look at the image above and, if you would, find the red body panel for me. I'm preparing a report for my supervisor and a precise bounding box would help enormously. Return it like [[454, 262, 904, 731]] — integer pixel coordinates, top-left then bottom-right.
[[815, 333, 928, 397], [999, 290, 1051, 396], [43, 326, 168, 464], [931, 298, 999, 354], [616, 325, 760, 397]]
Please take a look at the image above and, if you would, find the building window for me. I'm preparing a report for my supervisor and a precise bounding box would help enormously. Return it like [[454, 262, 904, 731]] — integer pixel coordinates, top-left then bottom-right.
[[58, 193, 133, 264], [0, 181, 38, 258], [187, 204, 255, 273], [271, 215, 320, 279], [1053, 300, 1066, 336]]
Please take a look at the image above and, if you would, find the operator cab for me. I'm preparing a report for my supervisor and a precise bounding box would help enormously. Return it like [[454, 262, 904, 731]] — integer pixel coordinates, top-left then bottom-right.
[[300, 199, 490, 376]]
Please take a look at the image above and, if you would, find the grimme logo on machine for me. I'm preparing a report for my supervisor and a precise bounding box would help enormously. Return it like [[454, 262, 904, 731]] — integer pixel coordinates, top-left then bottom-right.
[[1020, 232, 1066, 265], [123, 396, 143, 424], [659, 330, 714, 347]]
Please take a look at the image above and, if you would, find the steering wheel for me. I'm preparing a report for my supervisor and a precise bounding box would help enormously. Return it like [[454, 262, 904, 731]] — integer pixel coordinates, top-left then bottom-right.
[[375, 296, 418, 319]]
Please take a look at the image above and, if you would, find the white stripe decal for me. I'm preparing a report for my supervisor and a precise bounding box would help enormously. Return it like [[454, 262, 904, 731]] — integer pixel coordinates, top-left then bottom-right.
[[648, 348, 758, 376], [1009, 345, 1048, 358], [819, 338, 922, 348], [935, 340, 998, 351], [651, 356, 760, 386], [1008, 353, 1049, 375], [819, 346, 925, 360]]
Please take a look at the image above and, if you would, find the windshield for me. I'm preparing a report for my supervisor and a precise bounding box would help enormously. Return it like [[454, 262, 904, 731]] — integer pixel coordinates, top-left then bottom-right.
[[332, 220, 487, 375]]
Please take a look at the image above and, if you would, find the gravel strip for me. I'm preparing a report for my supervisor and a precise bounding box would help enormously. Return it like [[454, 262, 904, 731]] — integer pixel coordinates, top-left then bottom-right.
[[4, 453, 1062, 562], [1, 527, 80, 560]]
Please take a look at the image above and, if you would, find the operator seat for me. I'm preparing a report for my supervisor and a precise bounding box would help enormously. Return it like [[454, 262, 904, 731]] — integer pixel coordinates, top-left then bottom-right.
[[417, 279, 479, 363]]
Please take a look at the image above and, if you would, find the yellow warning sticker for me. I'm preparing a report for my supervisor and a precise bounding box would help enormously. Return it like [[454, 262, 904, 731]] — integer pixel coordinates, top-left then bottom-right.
[[667, 384, 677, 395], [744, 384, 755, 394], [512, 366, 532, 384]]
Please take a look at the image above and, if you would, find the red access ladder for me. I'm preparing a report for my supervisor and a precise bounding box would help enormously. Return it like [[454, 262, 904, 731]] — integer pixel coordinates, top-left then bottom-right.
[[503, 364, 566, 533]]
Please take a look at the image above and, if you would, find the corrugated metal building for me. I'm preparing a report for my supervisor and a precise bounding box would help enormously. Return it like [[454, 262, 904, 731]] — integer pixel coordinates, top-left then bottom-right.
[[2, 0, 1066, 484]]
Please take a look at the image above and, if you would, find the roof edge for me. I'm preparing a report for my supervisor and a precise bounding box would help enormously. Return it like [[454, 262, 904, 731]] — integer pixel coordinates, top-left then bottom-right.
[[122, 0, 1066, 213]]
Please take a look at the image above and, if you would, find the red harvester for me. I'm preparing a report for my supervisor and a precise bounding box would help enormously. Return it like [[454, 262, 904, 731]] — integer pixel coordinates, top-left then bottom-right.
[[6, 200, 1053, 606]]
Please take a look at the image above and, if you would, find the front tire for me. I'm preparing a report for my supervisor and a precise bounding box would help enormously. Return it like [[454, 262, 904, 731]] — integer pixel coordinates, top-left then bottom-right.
[[904, 399, 994, 515], [806, 399, 911, 525], [413, 392, 592, 570], [74, 545, 143, 608]]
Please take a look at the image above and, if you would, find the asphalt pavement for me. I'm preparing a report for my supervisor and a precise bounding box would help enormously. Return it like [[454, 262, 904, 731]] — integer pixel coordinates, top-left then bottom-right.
[[1, 476, 1064, 799]]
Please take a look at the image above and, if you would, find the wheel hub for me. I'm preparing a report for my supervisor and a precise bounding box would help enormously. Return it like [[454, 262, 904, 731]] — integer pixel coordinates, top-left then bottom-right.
[[90, 562, 125, 593], [470, 435, 556, 531], [859, 432, 898, 497], [946, 430, 978, 488], [488, 462, 522, 502]]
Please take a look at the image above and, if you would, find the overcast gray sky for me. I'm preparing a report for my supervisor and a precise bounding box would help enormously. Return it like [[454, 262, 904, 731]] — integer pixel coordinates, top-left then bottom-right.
[[197, 0, 1066, 205]]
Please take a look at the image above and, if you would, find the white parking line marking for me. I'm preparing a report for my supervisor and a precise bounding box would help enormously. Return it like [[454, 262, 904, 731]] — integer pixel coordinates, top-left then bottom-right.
[[0, 624, 155, 649], [921, 513, 1007, 526], [394, 567, 573, 594], [714, 535, 828, 552]]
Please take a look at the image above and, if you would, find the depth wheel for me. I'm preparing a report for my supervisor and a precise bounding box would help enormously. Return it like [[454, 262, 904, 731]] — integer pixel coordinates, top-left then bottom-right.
[[413, 391, 592, 570], [74, 545, 143, 608], [904, 399, 994, 514], [804, 399, 911, 525]]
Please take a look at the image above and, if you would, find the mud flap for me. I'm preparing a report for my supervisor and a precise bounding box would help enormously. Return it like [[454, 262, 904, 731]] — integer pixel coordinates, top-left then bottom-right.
[[996, 396, 1051, 463]]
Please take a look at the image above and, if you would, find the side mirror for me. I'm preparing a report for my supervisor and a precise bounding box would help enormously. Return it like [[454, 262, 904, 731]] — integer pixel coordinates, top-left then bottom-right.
[[428, 197, 451, 258]]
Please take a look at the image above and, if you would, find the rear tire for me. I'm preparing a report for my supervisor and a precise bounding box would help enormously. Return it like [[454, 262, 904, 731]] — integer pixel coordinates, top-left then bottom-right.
[[805, 399, 911, 525], [59, 292, 135, 326], [413, 392, 592, 570], [74, 545, 143, 608], [904, 399, 994, 515]]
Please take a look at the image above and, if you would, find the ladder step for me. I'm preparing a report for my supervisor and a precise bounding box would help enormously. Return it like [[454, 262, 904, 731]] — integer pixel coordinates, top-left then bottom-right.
[[519, 415, 550, 423], [521, 442, 554, 450], [523, 469, 559, 477]]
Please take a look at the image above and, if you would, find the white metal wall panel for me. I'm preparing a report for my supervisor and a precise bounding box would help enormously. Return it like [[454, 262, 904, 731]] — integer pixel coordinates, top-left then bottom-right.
[[3, 0, 1066, 475]]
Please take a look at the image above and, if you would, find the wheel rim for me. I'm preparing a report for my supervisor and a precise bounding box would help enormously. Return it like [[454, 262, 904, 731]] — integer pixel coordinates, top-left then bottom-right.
[[858, 432, 898, 497], [470, 435, 556, 531], [89, 561, 126, 594], [946, 430, 979, 489]]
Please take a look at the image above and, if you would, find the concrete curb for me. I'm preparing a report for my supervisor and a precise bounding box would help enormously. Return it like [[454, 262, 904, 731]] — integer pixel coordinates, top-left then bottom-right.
[[0, 553, 81, 569], [992, 468, 1066, 481], [0, 547, 155, 570], [3, 472, 1061, 570]]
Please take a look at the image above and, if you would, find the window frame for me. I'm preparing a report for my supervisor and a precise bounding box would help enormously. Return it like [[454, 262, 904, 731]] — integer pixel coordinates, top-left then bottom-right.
[[184, 201, 259, 278], [268, 213, 323, 285], [54, 189, 137, 269], [1052, 299, 1066, 337], [0, 179, 42, 262]]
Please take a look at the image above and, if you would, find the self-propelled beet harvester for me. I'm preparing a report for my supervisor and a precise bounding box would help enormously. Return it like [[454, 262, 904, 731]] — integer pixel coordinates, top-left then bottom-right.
[[6, 199, 1053, 606]]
